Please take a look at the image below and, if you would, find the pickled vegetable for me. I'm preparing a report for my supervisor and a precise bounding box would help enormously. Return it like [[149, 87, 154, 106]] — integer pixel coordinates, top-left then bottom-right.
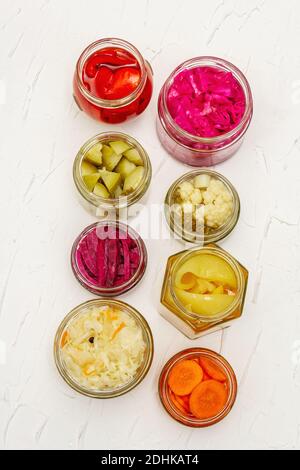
[[166, 354, 229, 421], [60, 305, 146, 390], [80, 139, 144, 197], [85, 142, 103, 166], [75, 225, 142, 289], [167, 66, 246, 138], [175, 254, 237, 290], [174, 253, 237, 317]]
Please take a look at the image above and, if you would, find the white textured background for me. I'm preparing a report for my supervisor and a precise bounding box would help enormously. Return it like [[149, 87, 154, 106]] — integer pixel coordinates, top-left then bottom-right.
[[1, 0, 300, 450]]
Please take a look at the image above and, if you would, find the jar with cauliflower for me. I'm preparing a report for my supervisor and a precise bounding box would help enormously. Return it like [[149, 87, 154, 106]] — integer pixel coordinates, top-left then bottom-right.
[[165, 170, 240, 244]]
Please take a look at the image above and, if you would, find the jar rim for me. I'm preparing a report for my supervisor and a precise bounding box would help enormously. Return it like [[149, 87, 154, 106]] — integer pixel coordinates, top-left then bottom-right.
[[160, 56, 253, 145], [164, 169, 240, 244], [159, 348, 237, 427], [73, 131, 152, 210], [75, 38, 148, 109], [71, 220, 148, 296], [169, 245, 244, 323], [54, 298, 154, 398]]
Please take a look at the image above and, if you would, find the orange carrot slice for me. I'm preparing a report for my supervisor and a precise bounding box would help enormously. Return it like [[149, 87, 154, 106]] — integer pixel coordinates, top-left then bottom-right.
[[168, 359, 203, 396], [199, 357, 227, 382], [169, 390, 188, 415], [189, 380, 228, 420], [175, 394, 190, 413]]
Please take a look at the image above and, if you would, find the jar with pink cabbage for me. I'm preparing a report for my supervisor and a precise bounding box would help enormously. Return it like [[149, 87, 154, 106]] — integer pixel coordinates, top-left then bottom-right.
[[71, 221, 147, 297], [157, 57, 253, 167]]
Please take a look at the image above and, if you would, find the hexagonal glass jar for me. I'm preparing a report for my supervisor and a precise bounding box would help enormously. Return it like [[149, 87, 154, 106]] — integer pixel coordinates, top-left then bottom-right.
[[160, 244, 248, 339]]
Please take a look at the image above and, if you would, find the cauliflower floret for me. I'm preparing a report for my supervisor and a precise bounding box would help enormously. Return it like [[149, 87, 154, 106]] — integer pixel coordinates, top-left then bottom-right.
[[190, 188, 202, 205], [202, 178, 226, 204], [175, 176, 233, 233], [193, 174, 211, 189], [177, 181, 194, 201], [204, 201, 233, 228]]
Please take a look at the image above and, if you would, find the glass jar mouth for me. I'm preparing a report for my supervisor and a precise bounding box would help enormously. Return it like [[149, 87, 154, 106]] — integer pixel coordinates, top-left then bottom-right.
[[165, 169, 240, 244], [160, 56, 253, 145], [170, 246, 244, 323], [159, 348, 237, 427], [73, 131, 152, 210], [75, 38, 148, 109], [71, 221, 147, 296], [54, 299, 154, 399]]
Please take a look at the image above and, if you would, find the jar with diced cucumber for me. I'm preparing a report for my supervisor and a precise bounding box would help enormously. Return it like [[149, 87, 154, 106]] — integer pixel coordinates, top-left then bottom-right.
[[81, 139, 146, 199]]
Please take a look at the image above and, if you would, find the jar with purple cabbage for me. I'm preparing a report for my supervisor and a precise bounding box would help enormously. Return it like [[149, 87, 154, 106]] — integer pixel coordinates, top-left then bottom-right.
[[71, 221, 147, 296], [157, 57, 253, 167]]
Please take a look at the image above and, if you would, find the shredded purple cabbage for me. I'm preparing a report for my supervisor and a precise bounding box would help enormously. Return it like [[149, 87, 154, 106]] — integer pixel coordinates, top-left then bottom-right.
[[76, 226, 141, 289]]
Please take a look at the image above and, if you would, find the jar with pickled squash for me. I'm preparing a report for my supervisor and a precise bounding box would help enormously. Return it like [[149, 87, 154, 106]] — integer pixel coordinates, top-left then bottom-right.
[[160, 245, 248, 339]]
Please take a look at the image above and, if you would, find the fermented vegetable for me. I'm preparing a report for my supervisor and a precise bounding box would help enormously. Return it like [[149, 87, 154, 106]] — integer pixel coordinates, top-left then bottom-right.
[[60, 305, 146, 390]]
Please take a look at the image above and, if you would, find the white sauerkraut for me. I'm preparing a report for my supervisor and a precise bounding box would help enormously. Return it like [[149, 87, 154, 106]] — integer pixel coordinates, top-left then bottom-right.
[[60, 306, 146, 390]]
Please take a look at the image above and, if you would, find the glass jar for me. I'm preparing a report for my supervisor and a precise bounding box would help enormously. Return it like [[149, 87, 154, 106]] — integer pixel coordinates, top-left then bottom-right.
[[54, 299, 154, 398], [160, 245, 248, 339], [73, 132, 152, 217], [73, 38, 153, 123], [159, 348, 237, 427], [157, 56, 253, 166], [71, 221, 147, 297], [165, 169, 240, 244]]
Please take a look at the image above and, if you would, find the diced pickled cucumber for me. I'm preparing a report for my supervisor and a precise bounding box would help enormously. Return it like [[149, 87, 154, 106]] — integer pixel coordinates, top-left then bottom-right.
[[123, 148, 143, 165], [93, 182, 110, 198], [102, 144, 114, 159], [81, 160, 98, 176], [83, 173, 100, 192], [193, 174, 211, 189], [84, 143, 103, 166], [102, 152, 123, 171], [109, 140, 131, 155], [113, 185, 123, 198], [115, 157, 136, 180], [99, 170, 121, 194], [123, 166, 144, 193]]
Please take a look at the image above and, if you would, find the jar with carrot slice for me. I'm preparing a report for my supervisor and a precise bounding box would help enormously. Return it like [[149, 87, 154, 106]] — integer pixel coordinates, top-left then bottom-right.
[[160, 244, 248, 339], [159, 348, 237, 427]]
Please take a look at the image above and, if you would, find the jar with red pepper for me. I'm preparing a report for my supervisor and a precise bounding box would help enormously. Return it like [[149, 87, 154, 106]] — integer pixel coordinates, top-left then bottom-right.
[[73, 38, 153, 124]]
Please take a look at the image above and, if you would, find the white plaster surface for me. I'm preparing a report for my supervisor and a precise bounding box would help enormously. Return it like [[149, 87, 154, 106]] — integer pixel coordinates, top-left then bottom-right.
[[1, 0, 300, 450]]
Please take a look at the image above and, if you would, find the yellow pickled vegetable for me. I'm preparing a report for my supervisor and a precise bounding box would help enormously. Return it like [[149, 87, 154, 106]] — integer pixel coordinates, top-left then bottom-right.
[[175, 254, 237, 290], [189, 279, 215, 294], [174, 288, 235, 316]]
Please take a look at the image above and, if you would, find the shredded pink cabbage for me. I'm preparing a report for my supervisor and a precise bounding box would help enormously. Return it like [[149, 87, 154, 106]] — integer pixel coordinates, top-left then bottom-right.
[[167, 66, 246, 137], [76, 226, 141, 288]]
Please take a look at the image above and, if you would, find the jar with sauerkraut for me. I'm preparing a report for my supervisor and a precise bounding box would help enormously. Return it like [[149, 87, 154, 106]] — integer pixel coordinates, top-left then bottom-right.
[[54, 299, 153, 398]]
